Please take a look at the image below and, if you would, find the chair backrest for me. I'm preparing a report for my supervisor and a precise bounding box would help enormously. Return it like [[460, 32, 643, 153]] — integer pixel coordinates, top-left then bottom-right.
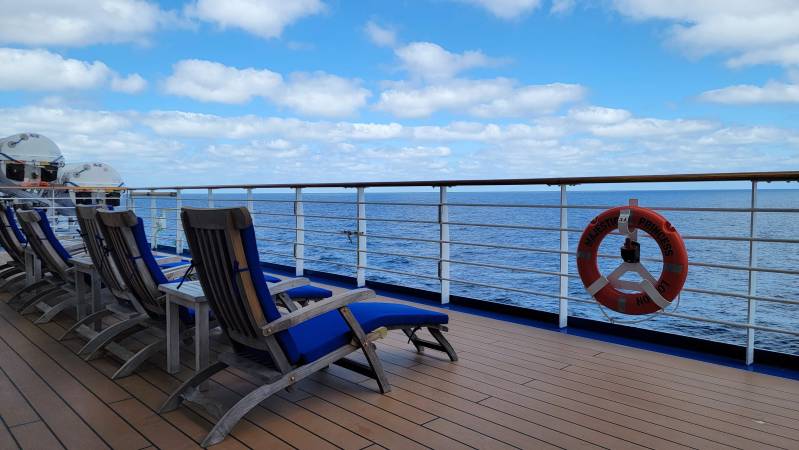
[[75, 206, 127, 297], [16, 209, 72, 281], [181, 207, 298, 358], [0, 203, 27, 264], [96, 209, 169, 317]]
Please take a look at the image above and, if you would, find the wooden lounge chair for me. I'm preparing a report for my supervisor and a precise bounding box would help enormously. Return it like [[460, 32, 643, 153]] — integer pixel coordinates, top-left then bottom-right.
[[81, 207, 201, 378], [160, 206, 455, 446], [14, 209, 82, 323], [2, 203, 85, 298], [0, 203, 29, 289], [59, 206, 192, 379]]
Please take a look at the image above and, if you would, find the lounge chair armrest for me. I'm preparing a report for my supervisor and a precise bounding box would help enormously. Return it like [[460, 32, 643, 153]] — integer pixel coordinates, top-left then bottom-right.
[[164, 266, 190, 281], [155, 255, 183, 264], [262, 288, 375, 336], [266, 278, 310, 295], [64, 242, 85, 255]]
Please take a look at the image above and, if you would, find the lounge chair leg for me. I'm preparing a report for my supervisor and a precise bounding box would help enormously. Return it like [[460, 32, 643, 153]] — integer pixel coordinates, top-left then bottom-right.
[[0, 266, 21, 281], [59, 309, 114, 341], [33, 296, 75, 324], [0, 271, 25, 290], [201, 374, 293, 447], [402, 327, 458, 361], [429, 328, 458, 362], [111, 339, 164, 379], [7, 279, 50, 307], [361, 343, 391, 394], [16, 286, 64, 313], [78, 317, 147, 359], [159, 361, 229, 413], [402, 328, 425, 354]]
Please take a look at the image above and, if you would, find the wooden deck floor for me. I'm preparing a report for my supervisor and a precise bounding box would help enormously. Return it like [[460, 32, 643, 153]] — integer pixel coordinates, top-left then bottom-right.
[[1, 280, 799, 450]]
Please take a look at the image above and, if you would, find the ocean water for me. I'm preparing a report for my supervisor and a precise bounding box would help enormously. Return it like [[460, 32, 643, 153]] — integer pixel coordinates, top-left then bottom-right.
[[134, 189, 799, 355]]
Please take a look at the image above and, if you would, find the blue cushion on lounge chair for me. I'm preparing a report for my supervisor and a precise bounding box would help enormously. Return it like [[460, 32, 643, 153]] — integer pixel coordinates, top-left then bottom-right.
[[285, 285, 333, 300], [158, 260, 191, 270], [36, 209, 71, 262], [288, 302, 448, 364], [239, 223, 447, 365], [130, 217, 169, 285], [261, 271, 332, 300], [239, 223, 302, 360], [5, 207, 26, 244], [261, 272, 280, 283]]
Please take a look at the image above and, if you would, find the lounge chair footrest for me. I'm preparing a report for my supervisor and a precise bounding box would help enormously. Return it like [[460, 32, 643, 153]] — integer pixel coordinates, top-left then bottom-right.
[[333, 356, 379, 379]]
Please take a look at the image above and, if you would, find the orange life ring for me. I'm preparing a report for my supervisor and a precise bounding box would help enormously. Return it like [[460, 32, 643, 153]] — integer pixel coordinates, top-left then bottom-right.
[[577, 206, 688, 315]]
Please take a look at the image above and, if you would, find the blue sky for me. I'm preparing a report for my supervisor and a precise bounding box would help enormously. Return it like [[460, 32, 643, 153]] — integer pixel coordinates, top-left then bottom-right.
[[1, 0, 798, 186]]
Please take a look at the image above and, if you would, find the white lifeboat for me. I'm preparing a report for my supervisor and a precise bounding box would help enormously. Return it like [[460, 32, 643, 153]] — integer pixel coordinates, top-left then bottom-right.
[[58, 163, 124, 206], [0, 133, 65, 186]]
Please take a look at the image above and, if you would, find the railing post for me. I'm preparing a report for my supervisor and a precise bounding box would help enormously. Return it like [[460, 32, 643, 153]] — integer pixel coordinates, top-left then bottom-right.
[[149, 190, 157, 249], [50, 186, 55, 219], [207, 188, 214, 207], [246, 188, 254, 212], [128, 190, 136, 213], [294, 188, 304, 277], [746, 181, 758, 365], [175, 189, 183, 254], [356, 187, 367, 287], [559, 185, 569, 328], [439, 186, 450, 304]]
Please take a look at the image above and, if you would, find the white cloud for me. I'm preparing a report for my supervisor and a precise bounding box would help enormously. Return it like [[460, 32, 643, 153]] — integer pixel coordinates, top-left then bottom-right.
[[395, 42, 497, 80], [206, 139, 308, 162], [2, 104, 798, 185], [568, 106, 631, 124], [697, 126, 798, 146], [376, 78, 584, 118], [364, 21, 397, 47], [163, 59, 369, 117], [459, 0, 542, 19], [0, 48, 109, 91], [163, 59, 282, 104], [111, 74, 148, 94], [727, 43, 799, 68], [611, 1, 799, 68], [0, 106, 130, 135], [699, 81, 799, 104], [550, 0, 575, 14], [0, 48, 146, 94], [470, 83, 586, 117], [368, 145, 451, 159], [141, 111, 406, 141], [187, 0, 324, 39], [0, 0, 167, 46], [0, 106, 181, 172], [588, 118, 716, 138], [274, 72, 370, 117]]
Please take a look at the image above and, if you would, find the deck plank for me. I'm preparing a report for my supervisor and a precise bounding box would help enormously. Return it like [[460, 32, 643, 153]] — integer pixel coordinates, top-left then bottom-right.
[[9, 421, 63, 450], [0, 308, 148, 450], [0, 333, 109, 449], [432, 324, 799, 429], [2, 277, 799, 450], [0, 367, 39, 427], [381, 336, 799, 444], [0, 418, 21, 450], [108, 398, 201, 450]]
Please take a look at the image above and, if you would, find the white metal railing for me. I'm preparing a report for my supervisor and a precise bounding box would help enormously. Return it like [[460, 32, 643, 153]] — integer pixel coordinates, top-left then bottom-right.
[[115, 172, 799, 365]]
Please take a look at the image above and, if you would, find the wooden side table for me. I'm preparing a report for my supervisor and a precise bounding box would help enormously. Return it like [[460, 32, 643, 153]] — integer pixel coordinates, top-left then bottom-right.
[[159, 281, 210, 376]]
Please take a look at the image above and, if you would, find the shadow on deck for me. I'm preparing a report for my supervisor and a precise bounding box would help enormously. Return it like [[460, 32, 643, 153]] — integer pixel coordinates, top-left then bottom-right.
[[1, 278, 799, 450]]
